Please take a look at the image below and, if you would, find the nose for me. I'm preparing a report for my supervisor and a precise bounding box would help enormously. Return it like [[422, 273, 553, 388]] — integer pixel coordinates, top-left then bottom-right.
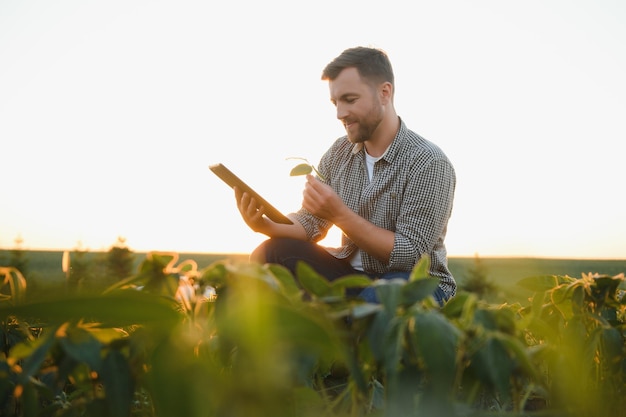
[[335, 103, 348, 121]]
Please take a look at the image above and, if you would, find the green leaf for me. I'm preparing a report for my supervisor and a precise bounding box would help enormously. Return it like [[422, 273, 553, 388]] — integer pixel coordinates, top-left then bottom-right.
[[58, 326, 104, 371], [100, 349, 133, 417], [409, 254, 431, 281], [591, 275, 622, 306], [469, 336, 514, 401], [387, 367, 422, 415], [517, 275, 560, 292], [526, 314, 558, 344], [489, 305, 518, 334], [329, 274, 372, 295], [518, 274, 575, 293], [140, 272, 180, 298], [600, 327, 623, 365], [83, 326, 129, 344], [267, 264, 302, 299], [9, 333, 50, 361], [351, 302, 383, 319], [370, 379, 385, 410], [412, 311, 460, 392], [401, 278, 440, 306], [21, 381, 39, 417], [367, 306, 405, 368], [292, 386, 328, 415], [290, 163, 313, 176], [295, 262, 331, 298], [551, 284, 575, 320], [474, 309, 498, 330], [15, 329, 56, 385], [106, 253, 181, 297], [273, 303, 340, 356], [198, 261, 230, 288], [495, 333, 541, 382], [0, 291, 183, 328], [374, 278, 405, 314], [384, 318, 406, 375], [441, 291, 477, 320]]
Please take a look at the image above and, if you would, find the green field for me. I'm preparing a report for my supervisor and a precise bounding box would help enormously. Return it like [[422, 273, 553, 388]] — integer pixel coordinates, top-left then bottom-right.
[[1, 249, 624, 302], [1, 249, 625, 415]]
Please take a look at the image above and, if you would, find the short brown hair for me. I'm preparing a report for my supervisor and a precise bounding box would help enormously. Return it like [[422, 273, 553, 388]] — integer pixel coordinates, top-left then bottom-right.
[[321, 46, 395, 87]]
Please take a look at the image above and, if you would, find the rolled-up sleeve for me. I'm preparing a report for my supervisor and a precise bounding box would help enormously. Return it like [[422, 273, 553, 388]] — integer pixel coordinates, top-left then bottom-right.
[[388, 158, 455, 271], [291, 209, 332, 243]]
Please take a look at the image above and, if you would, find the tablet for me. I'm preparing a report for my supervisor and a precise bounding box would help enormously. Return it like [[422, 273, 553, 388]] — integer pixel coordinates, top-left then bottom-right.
[[209, 163, 293, 225]]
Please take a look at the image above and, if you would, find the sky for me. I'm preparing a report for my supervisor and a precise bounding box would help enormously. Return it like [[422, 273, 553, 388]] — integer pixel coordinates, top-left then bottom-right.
[[1, 0, 625, 259]]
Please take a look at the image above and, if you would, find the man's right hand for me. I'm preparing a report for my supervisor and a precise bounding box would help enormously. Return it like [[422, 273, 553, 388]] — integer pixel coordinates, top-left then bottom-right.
[[235, 186, 270, 233], [234, 186, 308, 240]]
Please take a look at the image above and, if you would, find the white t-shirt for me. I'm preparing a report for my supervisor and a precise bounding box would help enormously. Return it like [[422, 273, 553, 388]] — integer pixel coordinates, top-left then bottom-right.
[[349, 150, 382, 271]]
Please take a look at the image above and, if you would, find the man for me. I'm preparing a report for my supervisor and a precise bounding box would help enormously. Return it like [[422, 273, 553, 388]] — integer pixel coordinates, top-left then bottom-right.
[[235, 46, 456, 305]]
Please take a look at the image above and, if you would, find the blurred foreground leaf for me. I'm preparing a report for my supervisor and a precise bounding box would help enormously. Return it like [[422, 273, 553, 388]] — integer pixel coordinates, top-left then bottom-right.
[[0, 290, 183, 327]]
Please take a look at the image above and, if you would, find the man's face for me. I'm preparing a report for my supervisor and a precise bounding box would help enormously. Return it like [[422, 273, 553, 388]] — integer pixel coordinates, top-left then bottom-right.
[[329, 67, 384, 144]]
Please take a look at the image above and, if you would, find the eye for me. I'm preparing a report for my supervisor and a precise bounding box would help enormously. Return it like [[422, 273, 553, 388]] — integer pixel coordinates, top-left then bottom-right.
[[343, 94, 358, 104]]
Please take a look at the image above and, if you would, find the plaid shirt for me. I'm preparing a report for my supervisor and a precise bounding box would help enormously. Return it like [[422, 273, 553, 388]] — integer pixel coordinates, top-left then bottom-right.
[[292, 118, 456, 297]]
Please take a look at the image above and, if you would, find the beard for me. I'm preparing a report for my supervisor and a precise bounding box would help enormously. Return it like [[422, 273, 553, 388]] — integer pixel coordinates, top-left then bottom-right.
[[345, 99, 384, 144]]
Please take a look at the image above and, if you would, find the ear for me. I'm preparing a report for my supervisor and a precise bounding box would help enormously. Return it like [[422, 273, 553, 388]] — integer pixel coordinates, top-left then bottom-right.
[[379, 81, 393, 105]]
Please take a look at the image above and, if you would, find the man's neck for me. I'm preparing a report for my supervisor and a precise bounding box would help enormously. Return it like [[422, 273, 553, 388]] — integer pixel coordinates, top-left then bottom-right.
[[364, 115, 400, 157]]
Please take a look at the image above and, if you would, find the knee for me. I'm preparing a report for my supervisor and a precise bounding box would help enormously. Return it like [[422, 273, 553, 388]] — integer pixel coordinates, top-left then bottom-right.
[[250, 240, 269, 264], [249, 237, 303, 266]]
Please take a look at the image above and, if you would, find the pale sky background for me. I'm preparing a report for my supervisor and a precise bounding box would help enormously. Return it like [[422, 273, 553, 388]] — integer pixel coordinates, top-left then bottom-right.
[[1, 0, 624, 259]]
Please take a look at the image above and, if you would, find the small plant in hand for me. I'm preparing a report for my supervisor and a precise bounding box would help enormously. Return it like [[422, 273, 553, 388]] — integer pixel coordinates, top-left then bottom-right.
[[287, 157, 325, 181]]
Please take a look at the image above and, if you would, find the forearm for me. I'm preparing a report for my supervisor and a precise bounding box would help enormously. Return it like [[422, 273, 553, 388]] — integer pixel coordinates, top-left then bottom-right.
[[255, 215, 308, 240], [334, 209, 395, 264], [302, 174, 395, 262]]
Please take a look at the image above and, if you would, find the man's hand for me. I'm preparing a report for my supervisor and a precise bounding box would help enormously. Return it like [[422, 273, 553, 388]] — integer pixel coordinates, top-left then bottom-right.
[[235, 186, 269, 233], [302, 175, 349, 222], [304, 175, 395, 263], [235, 186, 308, 240]]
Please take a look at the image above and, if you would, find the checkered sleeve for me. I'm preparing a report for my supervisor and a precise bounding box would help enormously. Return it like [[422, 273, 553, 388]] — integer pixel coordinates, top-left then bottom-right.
[[389, 157, 456, 271]]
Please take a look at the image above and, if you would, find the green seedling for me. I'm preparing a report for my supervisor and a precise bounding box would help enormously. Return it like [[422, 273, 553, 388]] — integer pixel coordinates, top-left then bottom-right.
[[286, 157, 326, 181]]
